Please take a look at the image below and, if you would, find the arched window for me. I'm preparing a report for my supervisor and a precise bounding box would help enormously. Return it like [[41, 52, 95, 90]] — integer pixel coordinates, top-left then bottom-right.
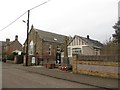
[[29, 41, 34, 55]]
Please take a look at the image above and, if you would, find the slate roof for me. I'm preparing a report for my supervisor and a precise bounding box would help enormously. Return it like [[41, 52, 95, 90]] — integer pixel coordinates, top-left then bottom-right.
[[80, 36, 103, 49], [35, 29, 66, 44], [69, 35, 103, 49]]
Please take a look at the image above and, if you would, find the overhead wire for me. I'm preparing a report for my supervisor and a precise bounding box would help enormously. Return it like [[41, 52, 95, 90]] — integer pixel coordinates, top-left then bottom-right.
[[0, 11, 27, 32], [0, 0, 50, 32], [30, 0, 50, 11]]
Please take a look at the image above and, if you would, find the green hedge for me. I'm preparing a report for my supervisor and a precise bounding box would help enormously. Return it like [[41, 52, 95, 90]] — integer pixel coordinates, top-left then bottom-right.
[[7, 52, 18, 60]]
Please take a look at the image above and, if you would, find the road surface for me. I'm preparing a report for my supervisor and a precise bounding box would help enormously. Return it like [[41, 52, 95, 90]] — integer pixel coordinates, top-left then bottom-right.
[[2, 63, 98, 88]]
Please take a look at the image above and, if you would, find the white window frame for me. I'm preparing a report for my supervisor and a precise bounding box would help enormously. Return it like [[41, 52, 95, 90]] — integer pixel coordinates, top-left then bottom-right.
[[72, 48, 82, 55]]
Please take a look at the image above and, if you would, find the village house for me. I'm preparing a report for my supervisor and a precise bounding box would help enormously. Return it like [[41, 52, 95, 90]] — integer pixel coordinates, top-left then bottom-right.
[[68, 35, 103, 57], [5, 35, 22, 55], [1, 35, 22, 60], [23, 25, 67, 65]]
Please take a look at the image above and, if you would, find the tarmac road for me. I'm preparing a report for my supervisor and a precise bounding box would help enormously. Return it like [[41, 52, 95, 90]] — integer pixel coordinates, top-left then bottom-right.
[[2, 63, 97, 88]]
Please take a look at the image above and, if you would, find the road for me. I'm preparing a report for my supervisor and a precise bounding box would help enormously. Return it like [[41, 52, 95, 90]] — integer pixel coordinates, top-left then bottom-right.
[[2, 63, 98, 88]]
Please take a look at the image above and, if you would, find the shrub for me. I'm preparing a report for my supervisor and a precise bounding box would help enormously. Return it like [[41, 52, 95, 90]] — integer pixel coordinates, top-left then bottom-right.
[[7, 52, 18, 60]]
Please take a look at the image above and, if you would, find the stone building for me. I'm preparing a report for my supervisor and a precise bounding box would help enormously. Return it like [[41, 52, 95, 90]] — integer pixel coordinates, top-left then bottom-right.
[[23, 25, 66, 65], [68, 35, 103, 57], [5, 35, 22, 55], [1, 35, 22, 60]]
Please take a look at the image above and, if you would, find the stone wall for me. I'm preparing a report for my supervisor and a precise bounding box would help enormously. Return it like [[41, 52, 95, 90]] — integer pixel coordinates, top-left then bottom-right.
[[72, 54, 120, 79]]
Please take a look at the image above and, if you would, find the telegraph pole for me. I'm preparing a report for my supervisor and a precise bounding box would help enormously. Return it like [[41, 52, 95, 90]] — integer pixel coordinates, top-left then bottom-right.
[[25, 1, 50, 66], [26, 10, 30, 66]]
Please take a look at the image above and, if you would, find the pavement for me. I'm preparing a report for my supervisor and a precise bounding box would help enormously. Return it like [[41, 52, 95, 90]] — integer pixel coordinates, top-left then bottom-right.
[[3, 63, 119, 89]]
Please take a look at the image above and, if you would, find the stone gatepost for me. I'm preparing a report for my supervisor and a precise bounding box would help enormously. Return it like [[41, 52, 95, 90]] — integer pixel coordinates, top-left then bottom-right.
[[72, 54, 78, 73]]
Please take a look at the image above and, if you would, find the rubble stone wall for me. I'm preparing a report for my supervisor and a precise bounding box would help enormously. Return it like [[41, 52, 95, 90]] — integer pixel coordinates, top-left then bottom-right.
[[72, 54, 120, 79]]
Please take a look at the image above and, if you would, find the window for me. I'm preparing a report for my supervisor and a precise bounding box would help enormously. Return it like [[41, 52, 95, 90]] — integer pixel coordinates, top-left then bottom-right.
[[95, 49, 99, 55], [95, 52, 98, 55], [68, 47, 71, 56], [49, 45, 52, 55], [29, 41, 34, 55], [72, 48, 81, 55]]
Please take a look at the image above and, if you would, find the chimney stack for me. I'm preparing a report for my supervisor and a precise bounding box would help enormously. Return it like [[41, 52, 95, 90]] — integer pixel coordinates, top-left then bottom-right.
[[87, 35, 89, 39], [6, 38, 10, 44], [15, 35, 18, 41]]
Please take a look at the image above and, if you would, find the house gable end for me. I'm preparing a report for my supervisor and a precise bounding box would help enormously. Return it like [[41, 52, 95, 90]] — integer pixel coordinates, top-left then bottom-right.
[[9, 40, 22, 51], [69, 35, 88, 46]]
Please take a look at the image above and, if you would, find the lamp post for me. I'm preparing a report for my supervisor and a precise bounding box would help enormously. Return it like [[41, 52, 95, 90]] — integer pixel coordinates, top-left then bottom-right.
[[26, 10, 30, 66]]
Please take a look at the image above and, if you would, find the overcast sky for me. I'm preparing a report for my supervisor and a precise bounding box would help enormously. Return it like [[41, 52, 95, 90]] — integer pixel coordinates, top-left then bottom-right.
[[0, 0, 119, 44]]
